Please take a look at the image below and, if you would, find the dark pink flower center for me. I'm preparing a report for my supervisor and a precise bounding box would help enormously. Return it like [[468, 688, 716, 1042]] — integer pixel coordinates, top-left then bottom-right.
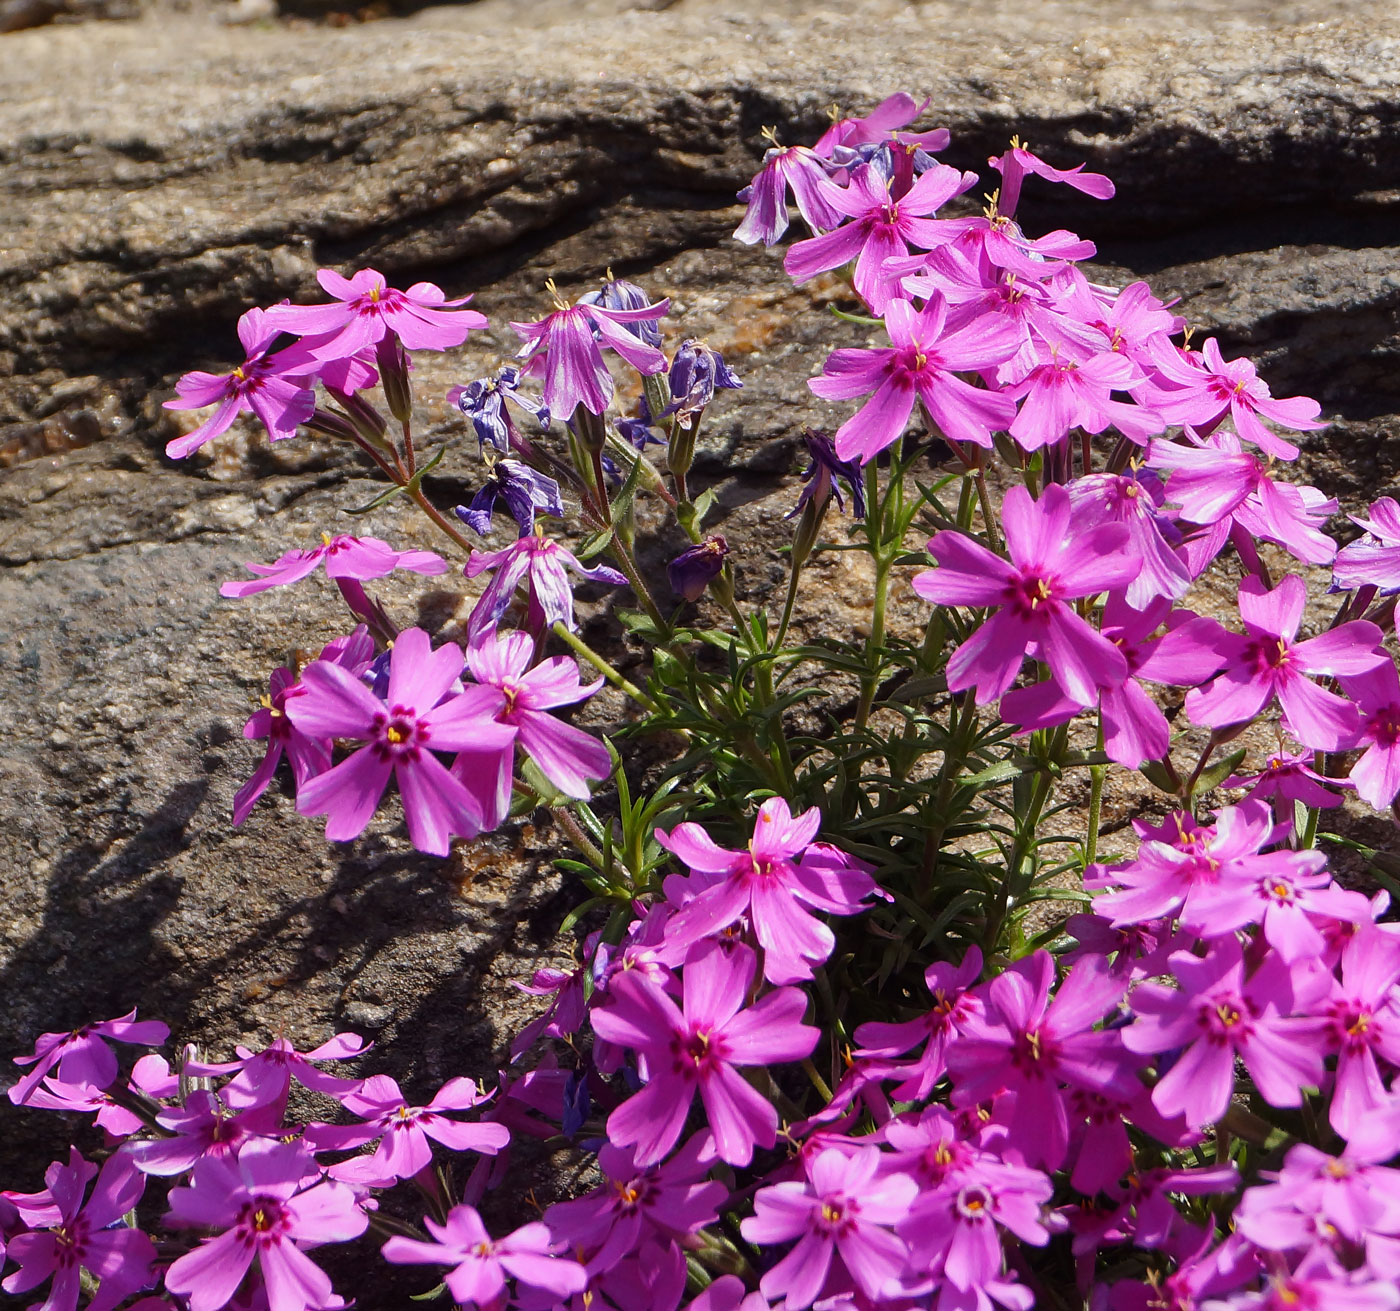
[[239, 1197, 292, 1247], [673, 1025, 724, 1078], [1199, 993, 1253, 1043], [374, 706, 429, 760], [1368, 707, 1400, 746], [817, 1196, 854, 1235], [1005, 572, 1060, 619]]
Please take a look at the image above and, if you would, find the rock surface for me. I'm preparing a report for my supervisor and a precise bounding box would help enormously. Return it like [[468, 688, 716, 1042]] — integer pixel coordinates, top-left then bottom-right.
[[2, 0, 1400, 1235]]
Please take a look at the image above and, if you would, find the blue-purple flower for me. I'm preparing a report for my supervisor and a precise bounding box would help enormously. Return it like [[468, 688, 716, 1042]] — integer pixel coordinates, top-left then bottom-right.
[[663, 340, 742, 430], [668, 536, 730, 602], [465, 534, 627, 636], [448, 366, 550, 454], [456, 460, 565, 538], [789, 429, 866, 520]]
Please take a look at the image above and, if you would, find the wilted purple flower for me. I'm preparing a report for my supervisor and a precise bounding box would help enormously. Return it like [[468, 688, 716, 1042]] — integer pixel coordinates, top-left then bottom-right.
[[662, 340, 742, 429], [668, 536, 730, 603], [789, 429, 866, 520], [221, 533, 447, 598], [742, 1146, 916, 1310], [264, 268, 487, 361], [456, 459, 565, 538], [164, 307, 318, 459], [164, 1139, 368, 1311], [9, 1009, 169, 1107], [988, 141, 1115, 218], [449, 365, 551, 453], [383, 1204, 585, 1307], [1, 1151, 154, 1311], [511, 285, 669, 417], [287, 627, 517, 855], [465, 533, 627, 637], [734, 140, 845, 247], [579, 275, 666, 349], [615, 395, 664, 450], [591, 943, 818, 1166]]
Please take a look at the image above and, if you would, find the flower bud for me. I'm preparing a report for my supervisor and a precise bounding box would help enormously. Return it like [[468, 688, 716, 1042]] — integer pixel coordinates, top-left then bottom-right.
[[668, 535, 730, 602]]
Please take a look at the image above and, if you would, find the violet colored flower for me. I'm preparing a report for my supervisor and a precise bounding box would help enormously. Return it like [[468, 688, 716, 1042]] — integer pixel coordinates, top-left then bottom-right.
[[452, 628, 610, 831], [9, 1009, 169, 1107], [788, 428, 866, 520], [591, 943, 818, 1166], [1185, 574, 1385, 751], [1005, 349, 1164, 451], [456, 459, 565, 538], [305, 1075, 509, 1181], [1148, 335, 1327, 461], [1065, 470, 1189, 607], [127, 1092, 283, 1177], [668, 536, 730, 603], [382, 1204, 586, 1308], [1319, 927, 1400, 1138], [464, 532, 627, 637], [1335, 496, 1400, 593], [734, 140, 845, 247], [164, 1140, 368, 1311], [808, 295, 1021, 462], [662, 340, 742, 429], [741, 1146, 916, 1310], [615, 395, 664, 450], [287, 627, 517, 855], [164, 307, 317, 459], [657, 798, 877, 985], [1124, 937, 1327, 1125], [1224, 748, 1351, 811], [450, 365, 551, 454], [813, 93, 931, 157], [264, 268, 487, 361], [234, 627, 375, 827], [785, 161, 977, 313], [1, 1151, 154, 1311], [1341, 660, 1400, 809], [914, 483, 1138, 706], [579, 275, 667, 349], [988, 141, 1115, 218], [221, 533, 447, 598], [511, 286, 669, 417], [182, 1032, 368, 1111]]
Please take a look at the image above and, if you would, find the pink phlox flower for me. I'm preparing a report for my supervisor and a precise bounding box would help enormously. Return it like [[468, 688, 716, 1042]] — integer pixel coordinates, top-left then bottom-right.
[[1065, 469, 1190, 606], [591, 942, 819, 1166], [656, 798, 875, 985], [510, 290, 669, 417], [988, 141, 1115, 218], [164, 307, 318, 458], [287, 628, 517, 855], [1224, 748, 1352, 812], [126, 1091, 284, 1177], [540, 1235, 687, 1311], [452, 629, 610, 832], [1334, 496, 1400, 593], [808, 294, 1021, 462], [382, 1203, 586, 1308], [544, 1134, 725, 1272], [1052, 274, 1184, 368], [734, 142, 845, 246], [813, 93, 932, 158], [852, 947, 985, 1102], [1065, 1085, 1197, 1197], [905, 209, 1097, 284], [233, 627, 375, 827], [1204, 1248, 1400, 1311], [682, 1273, 773, 1311], [1124, 937, 1329, 1126], [164, 1139, 368, 1311], [1107, 1163, 1241, 1253], [263, 268, 487, 361], [1145, 429, 1338, 572], [1, 1150, 155, 1311], [305, 1074, 508, 1182], [1147, 334, 1326, 461], [182, 1032, 369, 1112], [1003, 346, 1163, 450], [1319, 927, 1400, 1139], [784, 161, 977, 313], [23, 1077, 147, 1139], [1063, 912, 1183, 981], [741, 1145, 917, 1311], [947, 952, 1135, 1172], [465, 533, 627, 638], [509, 930, 602, 1061], [914, 482, 1138, 707], [1340, 660, 1400, 810], [221, 533, 447, 599], [1185, 574, 1384, 751], [9, 1009, 169, 1107]]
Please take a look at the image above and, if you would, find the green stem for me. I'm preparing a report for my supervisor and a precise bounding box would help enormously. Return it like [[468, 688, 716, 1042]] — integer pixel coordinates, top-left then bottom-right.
[[773, 560, 802, 651], [1085, 719, 1107, 867], [854, 555, 891, 734], [408, 484, 476, 554], [551, 622, 661, 714]]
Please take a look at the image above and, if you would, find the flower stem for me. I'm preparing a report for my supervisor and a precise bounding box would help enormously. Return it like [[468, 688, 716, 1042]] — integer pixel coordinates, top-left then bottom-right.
[[551, 622, 660, 714]]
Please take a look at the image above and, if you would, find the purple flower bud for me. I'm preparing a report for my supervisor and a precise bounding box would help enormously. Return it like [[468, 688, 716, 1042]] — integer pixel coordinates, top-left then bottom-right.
[[579, 275, 665, 348], [456, 459, 565, 538], [662, 339, 742, 430], [615, 395, 664, 450], [789, 428, 866, 520], [449, 366, 550, 453], [668, 535, 729, 601]]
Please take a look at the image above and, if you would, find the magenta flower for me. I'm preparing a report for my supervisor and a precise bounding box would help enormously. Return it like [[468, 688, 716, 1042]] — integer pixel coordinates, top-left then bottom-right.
[[1224, 748, 1352, 811], [510, 289, 669, 416], [813, 93, 932, 157], [1065, 470, 1190, 607], [1124, 937, 1327, 1125], [1056, 274, 1184, 367], [305, 1075, 508, 1181], [286, 628, 517, 855], [234, 627, 374, 827], [591, 943, 818, 1166], [1005, 349, 1163, 451], [383, 1204, 585, 1308], [164, 307, 317, 458], [164, 1140, 368, 1311], [9, 1009, 169, 1106], [807, 295, 1020, 462], [1341, 661, 1400, 809], [741, 1146, 916, 1310], [734, 142, 845, 247], [988, 141, 1115, 218], [1335, 496, 1400, 592], [264, 267, 487, 361], [656, 798, 877, 984], [784, 161, 976, 313], [183, 1032, 368, 1111], [452, 629, 609, 831], [914, 483, 1138, 706], [127, 1092, 282, 1177], [1148, 334, 1327, 460], [2, 1151, 155, 1311], [1320, 928, 1400, 1138], [1185, 574, 1384, 751], [221, 533, 446, 598], [465, 533, 627, 638]]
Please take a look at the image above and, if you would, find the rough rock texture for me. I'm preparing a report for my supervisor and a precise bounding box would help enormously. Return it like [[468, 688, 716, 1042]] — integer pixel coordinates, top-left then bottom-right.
[[3, 0, 1400, 1245]]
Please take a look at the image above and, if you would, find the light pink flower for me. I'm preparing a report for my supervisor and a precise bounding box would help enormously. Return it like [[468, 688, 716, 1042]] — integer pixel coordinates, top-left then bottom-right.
[[221, 534, 446, 598]]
